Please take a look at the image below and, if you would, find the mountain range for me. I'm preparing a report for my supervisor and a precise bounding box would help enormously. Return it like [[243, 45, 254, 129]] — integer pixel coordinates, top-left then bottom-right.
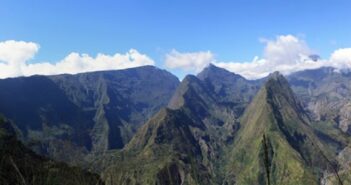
[[1, 64, 351, 185], [0, 66, 179, 166]]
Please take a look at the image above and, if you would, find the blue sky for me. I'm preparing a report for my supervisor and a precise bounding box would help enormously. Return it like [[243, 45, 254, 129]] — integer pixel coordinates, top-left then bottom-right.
[[0, 0, 351, 79]]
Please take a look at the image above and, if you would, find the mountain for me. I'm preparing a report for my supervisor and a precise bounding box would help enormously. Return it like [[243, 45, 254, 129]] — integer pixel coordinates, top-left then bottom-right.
[[0, 66, 179, 165], [102, 108, 211, 185], [3, 63, 351, 185], [288, 67, 351, 134], [196, 64, 260, 116], [0, 115, 104, 185], [98, 65, 261, 185], [227, 72, 342, 185], [169, 64, 260, 127], [97, 68, 350, 185]]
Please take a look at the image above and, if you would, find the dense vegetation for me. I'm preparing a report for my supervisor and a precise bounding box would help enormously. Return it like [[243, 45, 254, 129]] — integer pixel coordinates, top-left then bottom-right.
[[0, 116, 104, 185]]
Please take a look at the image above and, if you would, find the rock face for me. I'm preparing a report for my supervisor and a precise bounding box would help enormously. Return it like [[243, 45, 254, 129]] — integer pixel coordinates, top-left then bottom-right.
[[288, 67, 351, 134], [0, 66, 179, 164], [0, 115, 104, 185]]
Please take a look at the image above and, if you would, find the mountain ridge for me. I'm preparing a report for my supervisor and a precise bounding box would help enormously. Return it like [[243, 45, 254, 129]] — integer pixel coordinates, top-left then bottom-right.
[[0, 65, 179, 166], [228, 72, 341, 185], [2, 64, 351, 184]]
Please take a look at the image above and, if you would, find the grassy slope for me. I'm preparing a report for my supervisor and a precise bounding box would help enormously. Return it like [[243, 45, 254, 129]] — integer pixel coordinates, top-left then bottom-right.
[[97, 70, 351, 185], [101, 108, 211, 185], [227, 73, 337, 185]]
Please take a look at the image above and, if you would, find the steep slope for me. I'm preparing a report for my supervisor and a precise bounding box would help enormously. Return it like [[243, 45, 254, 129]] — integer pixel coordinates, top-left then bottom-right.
[[99, 66, 260, 185], [169, 75, 227, 125], [102, 108, 211, 185], [228, 72, 341, 185], [196, 64, 260, 116], [288, 67, 351, 183], [288, 67, 351, 134], [50, 66, 179, 151], [98, 77, 215, 185], [169, 64, 260, 142], [0, 115, 104, 185], [0, 66, 179, 165]]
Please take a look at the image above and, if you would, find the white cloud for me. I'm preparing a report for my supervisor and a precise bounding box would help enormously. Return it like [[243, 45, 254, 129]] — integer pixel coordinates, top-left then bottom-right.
[[262, 35, 312, 66], [2, 37, 351, 80], [165, 49, 214, 73], [0, 40, 40, 65], [164, 35, 351, 79], [164, 35, 325, 79], [0, 40, 154, 79], [215, 35, 351, 79], [329, 48, 351, 69], [0, 40, 40, 77]]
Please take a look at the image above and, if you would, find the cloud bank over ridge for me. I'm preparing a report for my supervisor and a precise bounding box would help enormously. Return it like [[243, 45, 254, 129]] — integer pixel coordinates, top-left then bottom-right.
[[0, 40, 154, 79], [166, 35, 351, 79], [0, 35, 351, 79]]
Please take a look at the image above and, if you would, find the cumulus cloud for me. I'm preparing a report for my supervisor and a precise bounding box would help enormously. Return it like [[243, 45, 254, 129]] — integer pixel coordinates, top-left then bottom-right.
[[2, 37, 351, 80], [0, 40, 154, 79], [0, 40, 40, 77], [215, 35, 351, 79], [165, 49, 214, 73], [164, 35, 351, 79], [262, 35, 312, 66], [329, 48, 351, 69]]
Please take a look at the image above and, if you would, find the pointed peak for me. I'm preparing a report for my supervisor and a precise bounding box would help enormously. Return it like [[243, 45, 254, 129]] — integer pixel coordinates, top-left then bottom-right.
[[178, 75, 206, 92], [197, 63, 223, 77], [178, 74, 203, 89], [200, 63, 227, 73], [258, 70, 307, 118], [207, 63, 219, 69], [264, 71, 289, 89], [197, 63, 245, 81], [182, 74, 200, 83], [168, 75, 205, 110], [267, 71, 284, 80]]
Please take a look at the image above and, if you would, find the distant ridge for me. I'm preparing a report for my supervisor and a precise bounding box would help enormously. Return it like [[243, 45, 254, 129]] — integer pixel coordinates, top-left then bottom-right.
[[0, 65, 179, 165]]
